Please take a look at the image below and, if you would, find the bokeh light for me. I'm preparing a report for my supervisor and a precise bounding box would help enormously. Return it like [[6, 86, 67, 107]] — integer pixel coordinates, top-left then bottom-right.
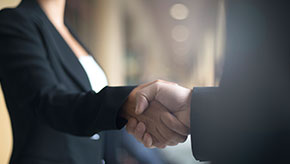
[[170, 3, 189, 20], [171, 25, 190, 42]]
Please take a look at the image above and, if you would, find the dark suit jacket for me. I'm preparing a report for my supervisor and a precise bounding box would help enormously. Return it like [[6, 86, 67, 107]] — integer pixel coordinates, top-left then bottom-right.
[[0, 0, 133, 163], [190, 1, 290, 164]]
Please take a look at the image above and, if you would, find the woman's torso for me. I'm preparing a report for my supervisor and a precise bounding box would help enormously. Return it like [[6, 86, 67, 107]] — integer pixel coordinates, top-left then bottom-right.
[[0, 1, 107, 163]]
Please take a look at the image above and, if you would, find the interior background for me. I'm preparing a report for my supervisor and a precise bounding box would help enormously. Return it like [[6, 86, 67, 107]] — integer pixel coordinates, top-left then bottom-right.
[[0, 0, 226, 163]]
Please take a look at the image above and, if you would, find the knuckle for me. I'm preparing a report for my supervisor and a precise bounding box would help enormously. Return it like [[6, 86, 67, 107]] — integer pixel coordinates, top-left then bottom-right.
[[155, 80, 164, 87], [135, 90, 142, 98], [155, 79, 162, 83], [136, 91, 148, 101]]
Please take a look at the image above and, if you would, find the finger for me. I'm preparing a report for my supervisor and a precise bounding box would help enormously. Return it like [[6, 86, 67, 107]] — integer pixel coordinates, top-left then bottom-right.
[[167, 141, 178, 146], [135, 80, 175, 115], [136, 80, 156, 89], [157, 80, 178, 86], [135, 81, 162, 115], [151, 134, 166, 148], [134, 122, 146, 142], [157, 144, 166, 149], [135, 92, 150, 115], [143, 133, 153, 148], [157, 120, 188, 144], [126, 118, 138, 134], [160, 112, 190, 136]]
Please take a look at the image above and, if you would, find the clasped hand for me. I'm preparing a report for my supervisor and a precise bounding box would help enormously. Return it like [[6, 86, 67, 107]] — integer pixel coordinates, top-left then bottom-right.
[[122, 80, 192, 148]]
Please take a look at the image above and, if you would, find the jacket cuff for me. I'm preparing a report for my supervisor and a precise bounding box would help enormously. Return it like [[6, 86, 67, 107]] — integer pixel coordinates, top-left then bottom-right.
[[190, 87, 219, 161], [96, 86, 135, 131]]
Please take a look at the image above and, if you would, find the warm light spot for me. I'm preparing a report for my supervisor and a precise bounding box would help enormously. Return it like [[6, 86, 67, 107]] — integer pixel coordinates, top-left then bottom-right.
[[171, 25, 190, 42], [170, 3, 189, 20]]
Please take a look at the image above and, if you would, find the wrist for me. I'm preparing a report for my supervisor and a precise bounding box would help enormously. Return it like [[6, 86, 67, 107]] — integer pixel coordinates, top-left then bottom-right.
[[186, 89, 193, 128], [184, 88, 193, 128], [120, 87, 139, 120]]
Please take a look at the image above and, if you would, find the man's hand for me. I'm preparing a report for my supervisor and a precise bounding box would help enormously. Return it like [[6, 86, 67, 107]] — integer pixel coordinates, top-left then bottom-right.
[[125, 80, 192, 148], [121, 80, 190, 148]]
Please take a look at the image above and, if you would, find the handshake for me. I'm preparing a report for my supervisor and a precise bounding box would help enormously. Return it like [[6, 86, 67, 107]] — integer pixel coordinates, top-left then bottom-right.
[[121, 80, 192, 148]]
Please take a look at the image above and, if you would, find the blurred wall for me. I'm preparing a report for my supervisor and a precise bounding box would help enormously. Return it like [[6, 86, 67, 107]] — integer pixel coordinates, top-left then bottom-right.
[[93, 0, 126, 86], [0, 1, 20, 164], [66, 0, 126, 86], [123, 0, 226, 88], [0, 86, 13, 164], [0, 0, 20, 10]]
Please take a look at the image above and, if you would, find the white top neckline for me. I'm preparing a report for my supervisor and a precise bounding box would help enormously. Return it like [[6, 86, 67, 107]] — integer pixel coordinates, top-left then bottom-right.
[[78, 55, 108, 93]]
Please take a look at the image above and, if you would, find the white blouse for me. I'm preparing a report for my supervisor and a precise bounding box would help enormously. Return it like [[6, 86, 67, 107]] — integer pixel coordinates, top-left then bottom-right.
[[78, 55, 108, 92], [78, 55, 108, 141]]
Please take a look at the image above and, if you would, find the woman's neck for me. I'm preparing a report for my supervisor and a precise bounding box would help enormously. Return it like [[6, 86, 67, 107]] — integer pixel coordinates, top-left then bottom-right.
[[37, 0, 66, 28]]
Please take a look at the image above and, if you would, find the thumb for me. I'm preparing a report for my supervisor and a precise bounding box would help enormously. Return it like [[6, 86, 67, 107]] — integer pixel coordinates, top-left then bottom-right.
[[135, 81, 159, 114], [135, 93, 149, 115]]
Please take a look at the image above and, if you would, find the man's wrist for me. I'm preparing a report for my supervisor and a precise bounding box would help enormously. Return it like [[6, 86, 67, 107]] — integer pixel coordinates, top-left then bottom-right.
[[184, 88, 193, 128]]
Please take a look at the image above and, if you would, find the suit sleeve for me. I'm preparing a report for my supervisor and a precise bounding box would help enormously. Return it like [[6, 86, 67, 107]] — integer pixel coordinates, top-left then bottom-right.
[[190, 87, 220, 161], [190, 86, 290, 162], [0, 9, 133, 137], [190, 1, 290, 162]]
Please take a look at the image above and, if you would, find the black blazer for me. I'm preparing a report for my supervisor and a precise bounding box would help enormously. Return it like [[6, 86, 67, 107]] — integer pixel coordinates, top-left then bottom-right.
[[0, 0, 133, 163], [190, 0, 290, 164]]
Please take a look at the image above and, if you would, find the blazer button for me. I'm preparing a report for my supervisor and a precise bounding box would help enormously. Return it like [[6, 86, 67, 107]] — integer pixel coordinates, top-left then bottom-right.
[[90, 133, 100, 140]]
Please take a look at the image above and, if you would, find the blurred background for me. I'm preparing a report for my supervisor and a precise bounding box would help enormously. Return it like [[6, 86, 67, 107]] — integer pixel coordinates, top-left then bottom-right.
[[0, 0, 226, 163]]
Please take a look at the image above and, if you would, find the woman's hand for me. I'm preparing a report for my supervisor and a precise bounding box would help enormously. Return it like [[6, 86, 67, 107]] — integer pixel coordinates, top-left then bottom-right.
[[121, 80, 190, 148]]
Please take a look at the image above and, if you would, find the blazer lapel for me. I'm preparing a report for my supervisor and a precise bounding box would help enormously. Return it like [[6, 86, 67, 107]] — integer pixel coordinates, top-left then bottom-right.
[[24, 1, 92, 91], [50, 30, 92, 92]]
